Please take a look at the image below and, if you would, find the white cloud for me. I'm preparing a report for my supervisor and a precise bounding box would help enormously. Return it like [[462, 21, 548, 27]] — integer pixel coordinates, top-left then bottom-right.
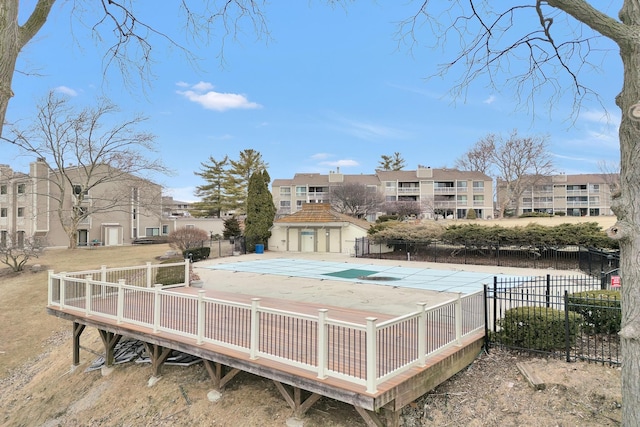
[[311, 153, 331, 160], [176, 81, 261, 112], [483, 95, 496, 105], [55, 86, 78, 96], [319, 159, 359, 168]]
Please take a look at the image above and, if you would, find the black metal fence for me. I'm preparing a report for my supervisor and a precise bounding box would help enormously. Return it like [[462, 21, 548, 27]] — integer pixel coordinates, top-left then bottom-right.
[[485, 275, 621, 366], [355, 237, 620, 279]]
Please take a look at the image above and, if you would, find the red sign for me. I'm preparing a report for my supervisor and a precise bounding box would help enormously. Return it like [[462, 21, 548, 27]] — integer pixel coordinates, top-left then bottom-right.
[[611, 275, 621, 288]]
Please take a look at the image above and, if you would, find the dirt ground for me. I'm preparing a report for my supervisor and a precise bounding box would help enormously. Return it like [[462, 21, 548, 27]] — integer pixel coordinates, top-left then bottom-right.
[[0, 240, 622, 426]]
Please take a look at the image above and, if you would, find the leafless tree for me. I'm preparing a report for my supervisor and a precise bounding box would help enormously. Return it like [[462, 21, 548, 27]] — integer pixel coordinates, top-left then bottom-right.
[[169, 227, 209, 252], [0, 230, 46, 272], [3, 91, 170, 248], [0, 0, 271, 137], [397, 3, 638, 424], [454, 134, 495, 175], [330, 183, 384, 219], [458, 130, 553, 218], [598, 159, 621, 196], [384, 200, 422, 220]]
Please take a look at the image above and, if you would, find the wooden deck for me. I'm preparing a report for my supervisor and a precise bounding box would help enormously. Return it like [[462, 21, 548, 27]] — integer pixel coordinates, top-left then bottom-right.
[[47, 272, 485, 426]]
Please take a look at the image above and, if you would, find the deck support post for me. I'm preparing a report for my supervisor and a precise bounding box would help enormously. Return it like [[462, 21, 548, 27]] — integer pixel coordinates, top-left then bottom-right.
[[97, 329, 122, 367], [353, 406, 386, 427], [273, 381, 322, 418], [143, 342, 173, 377], [202, 360, 241, 389], [72, 322, 86, 366]]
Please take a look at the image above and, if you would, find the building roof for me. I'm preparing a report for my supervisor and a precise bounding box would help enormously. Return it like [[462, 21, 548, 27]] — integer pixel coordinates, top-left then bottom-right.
[[274, 203, 371, 230], [271, 168, 492, 188]]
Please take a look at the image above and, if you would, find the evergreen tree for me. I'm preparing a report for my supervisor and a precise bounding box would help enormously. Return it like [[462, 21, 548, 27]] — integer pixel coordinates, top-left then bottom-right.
[[244, 170, 276, 251], [378, 152, 406, 171], [192, 155, 228, 217], [223, 217, 242, 239], [224, 149, 268, 214]]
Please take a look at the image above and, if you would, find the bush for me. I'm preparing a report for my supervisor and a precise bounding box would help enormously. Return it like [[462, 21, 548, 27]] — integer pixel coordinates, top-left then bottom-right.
[[466, 208, 477, 219], [496, 306, 582, 351], [183, 246, 210, 262], [154, 258, 186, 285], [169, 227, 208, 251], [567, 290, 621, 334]]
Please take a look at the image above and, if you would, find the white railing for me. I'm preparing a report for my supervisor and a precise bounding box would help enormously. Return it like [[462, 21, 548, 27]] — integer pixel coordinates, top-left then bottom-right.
[[47, 268, 485, 394], [58, 260, 190, 288]]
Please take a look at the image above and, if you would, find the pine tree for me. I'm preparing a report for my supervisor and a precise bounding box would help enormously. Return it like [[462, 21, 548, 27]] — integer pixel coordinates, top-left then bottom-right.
[[223, 217, 242, 239], [378, 152, 406, 171], [223, 149, 268, 214], [244, 170, 276, 251], [192, 155, 228, 217]]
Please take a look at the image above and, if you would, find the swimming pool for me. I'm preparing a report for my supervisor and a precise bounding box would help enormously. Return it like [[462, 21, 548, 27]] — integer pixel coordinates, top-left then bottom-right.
[[205, 258, 530, 293]]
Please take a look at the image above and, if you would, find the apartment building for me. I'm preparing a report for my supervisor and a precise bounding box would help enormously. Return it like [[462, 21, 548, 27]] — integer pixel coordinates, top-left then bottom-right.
[[496, 173, 617, 217], [0, 159, 168, 248], [271, 166, 495, 220]]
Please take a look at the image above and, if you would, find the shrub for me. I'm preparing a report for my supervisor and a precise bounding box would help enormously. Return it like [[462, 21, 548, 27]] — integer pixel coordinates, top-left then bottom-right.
[[466, 208, 477, 219], [169, 227, 208, 251], [496, 306, 582, 351], [567, 290, 621, 334], [183, 246, 211, 262], [154, 258, 186, 285]]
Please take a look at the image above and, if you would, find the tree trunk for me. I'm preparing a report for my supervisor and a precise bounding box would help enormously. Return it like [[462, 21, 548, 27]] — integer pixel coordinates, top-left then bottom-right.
[[609, 27, 640, 427], [0, 0, 55, 135]]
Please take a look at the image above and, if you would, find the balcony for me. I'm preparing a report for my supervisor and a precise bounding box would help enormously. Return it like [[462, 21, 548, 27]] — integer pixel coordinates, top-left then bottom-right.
[[434, 187, 456, 194], [397, 187, 420, 195], [434, 201, 458, 208]]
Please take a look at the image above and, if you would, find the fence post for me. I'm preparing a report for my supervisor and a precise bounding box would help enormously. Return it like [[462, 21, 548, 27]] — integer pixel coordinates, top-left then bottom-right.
[[455, 294, 463, 345], [47, 270, 54, 306], [250, 298, 261, 360], [493, 276, 498, 335], [184, 259, 190, 286], [85, 275, 93, 315], [546, 274, 551, 308], [101, 265, 107, 282], [60, 273, 67, 309], [564, 290, 571, 362], [417, 303, 427, 366], [317, 309, 328, 379], [153, 284, 162, 333], [197, 290, 206, 344], [483, 285, 490, 354], [117, 279, 125, 324], [146, 262, 152, 288], [366, 317, 378, 394]]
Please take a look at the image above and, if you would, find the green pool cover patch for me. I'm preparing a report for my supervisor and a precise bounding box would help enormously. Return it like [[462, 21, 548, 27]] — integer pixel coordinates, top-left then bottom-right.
[[323, 269, 379, 279]]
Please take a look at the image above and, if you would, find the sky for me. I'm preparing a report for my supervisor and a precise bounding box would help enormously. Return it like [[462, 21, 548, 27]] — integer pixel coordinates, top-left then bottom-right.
[[5, 2, 622, 202]]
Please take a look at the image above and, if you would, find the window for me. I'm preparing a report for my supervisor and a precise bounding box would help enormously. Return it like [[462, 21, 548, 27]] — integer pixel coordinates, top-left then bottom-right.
[[17, 184, 26, 194], [295, 186, 307, 197], [296, 200, 303, 208], [457, 195, 467, 204], [132, 208, 136, 220], [16, 231, 24, 248], [473, 195, 485, 203], [280, 200, 291, 208], [17, 207, 24, 217], [162, 225, 169, 235], [473, 181, 484, 190], [456, 181, 468, 189], [145, 227, 160, 236], [0, 185, 6, 195], [0, 208, 6, 218], [280, 187, 291, 196], [132, 187, 139, 202], [0, 230, 6, 247]]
